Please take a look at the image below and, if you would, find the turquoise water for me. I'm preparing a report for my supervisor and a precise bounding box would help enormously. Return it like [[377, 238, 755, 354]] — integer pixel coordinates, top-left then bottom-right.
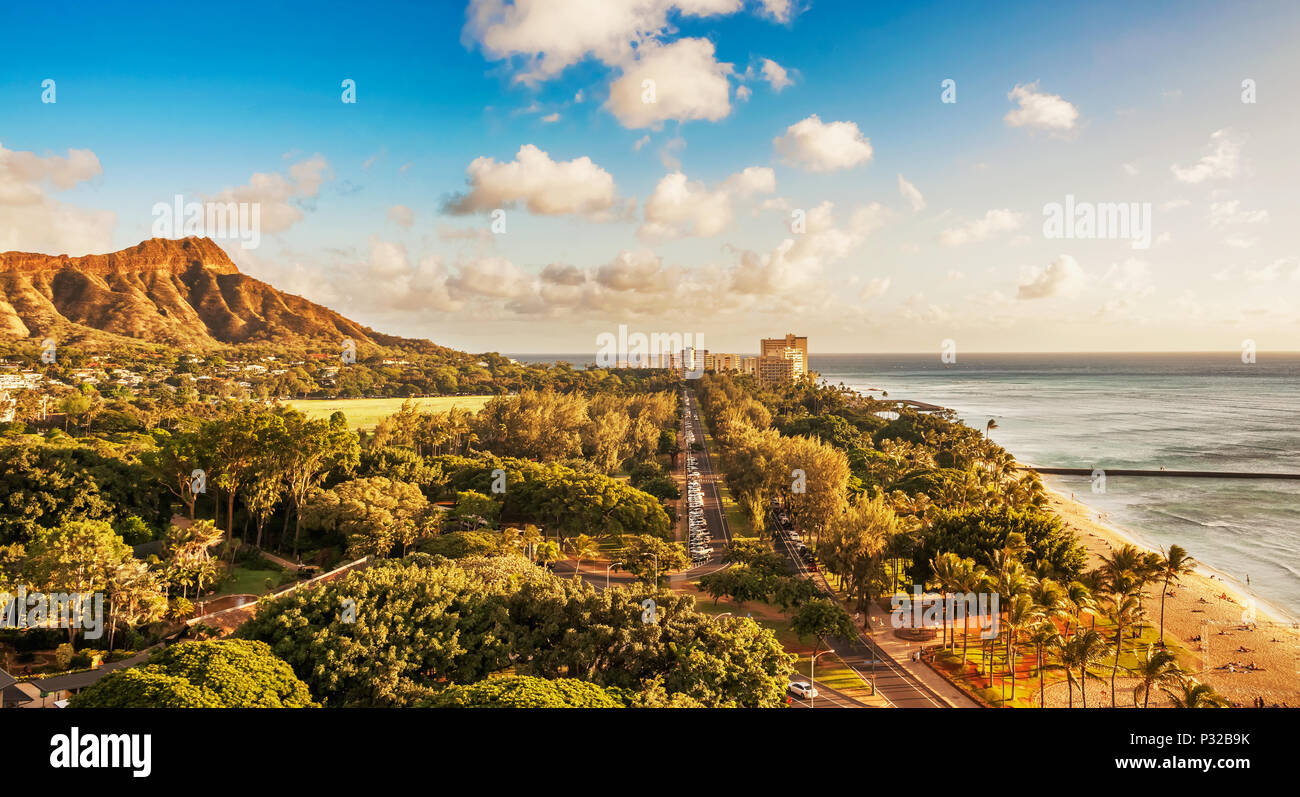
[[813, 353, 1300, 621]]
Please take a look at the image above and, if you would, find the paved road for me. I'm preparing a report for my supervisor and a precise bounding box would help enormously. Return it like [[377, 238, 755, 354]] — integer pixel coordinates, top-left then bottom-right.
[[679, 387, 731, 577], [772, 527, 954, 708]]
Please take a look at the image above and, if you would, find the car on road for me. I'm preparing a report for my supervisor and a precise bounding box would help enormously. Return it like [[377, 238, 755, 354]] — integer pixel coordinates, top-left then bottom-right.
[[788, 681, 818, 699]]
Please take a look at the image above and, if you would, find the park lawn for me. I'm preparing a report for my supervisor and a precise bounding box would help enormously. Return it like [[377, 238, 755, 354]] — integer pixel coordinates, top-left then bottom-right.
[[213, 565, 285, 597], [934, 618, 1193, 708], [284, 395, 494, 429]]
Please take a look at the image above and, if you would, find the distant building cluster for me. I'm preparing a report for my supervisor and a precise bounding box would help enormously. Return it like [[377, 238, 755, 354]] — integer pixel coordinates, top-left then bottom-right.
[[756, 334, 808, 385], [634, 333, 809, 385]]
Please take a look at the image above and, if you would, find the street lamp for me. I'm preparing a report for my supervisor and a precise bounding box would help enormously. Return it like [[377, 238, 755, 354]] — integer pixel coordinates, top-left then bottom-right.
[[810, 647, 833, 709], [605, 562, 623, 589]]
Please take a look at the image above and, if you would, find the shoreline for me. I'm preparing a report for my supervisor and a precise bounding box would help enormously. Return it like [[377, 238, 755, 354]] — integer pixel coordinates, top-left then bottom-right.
[[1041, 477, 1299, 626], [1042, 483, 1300, 705]]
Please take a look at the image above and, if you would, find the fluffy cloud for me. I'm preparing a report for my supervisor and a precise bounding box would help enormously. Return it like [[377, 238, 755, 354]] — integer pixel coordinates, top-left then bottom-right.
[[730, 201, 889, 295], [1171, 129, 1241, 183], [760, 58, 792, 91], [1004, 82, 1079, 135], [596, 249, 669, 291], [208, 155, 331, 234], [639, 166, 775, 239], [465, 0, 744, 83], [387, 205, 414, 228], [1017, 254, 1086, 299], [773, 115, 873, 172], [938, 209, 1024, 246], [897, 174, 925, 212], [605, 38, 734, 128], [444, 144, 619, 218], [757, 0, 794, 22], [0, 143, 115, 255], [447, 255, 533, 299], [335, 237, 461, 313]]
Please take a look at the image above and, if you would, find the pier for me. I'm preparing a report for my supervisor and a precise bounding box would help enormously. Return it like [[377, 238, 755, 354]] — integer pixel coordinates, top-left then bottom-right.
[[1020, 466, 1300, 481]]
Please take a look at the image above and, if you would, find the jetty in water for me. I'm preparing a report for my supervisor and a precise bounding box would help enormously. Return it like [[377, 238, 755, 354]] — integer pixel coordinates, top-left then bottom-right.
[[1020, 466, 1300, 481]]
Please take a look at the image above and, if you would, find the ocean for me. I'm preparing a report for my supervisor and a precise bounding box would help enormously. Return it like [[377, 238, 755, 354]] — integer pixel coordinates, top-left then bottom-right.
[[511, 352, 1300, 620], [813, 353, 1300, 622]]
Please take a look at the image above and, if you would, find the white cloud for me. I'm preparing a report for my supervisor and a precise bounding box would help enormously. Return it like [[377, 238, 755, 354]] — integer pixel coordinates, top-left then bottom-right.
[[387, 205, 415, 228], [859, 277, 891, 300], [1171, 129, 1241, 183], [445, 144, 618, 218], [736, 85, 752, 102], [760, 58, 792, 91], [730, 201, 890, 295], [209, 154, 331, 234], [1208, 200, 1267, 228], [757, 0, 794, 22], [1243, 257, 1300, 282], [1004, 82, 1079, 135], [465, 0, 744, 84], [658, 136, 686, 170], [639, 166, 775, 239], [897, 174, 925, 211], [773, 115, 873, 172], [1017, 254, 1086, 299], [938, 209, 1025, 247], [604, 37, 734, 128], [0, 143, 114, 255], [447, 255, 532, 299], [541, 112, 561, 123]]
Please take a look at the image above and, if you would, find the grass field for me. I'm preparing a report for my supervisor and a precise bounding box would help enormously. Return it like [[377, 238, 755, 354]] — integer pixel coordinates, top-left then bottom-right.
[[285, 396, 495, 429]]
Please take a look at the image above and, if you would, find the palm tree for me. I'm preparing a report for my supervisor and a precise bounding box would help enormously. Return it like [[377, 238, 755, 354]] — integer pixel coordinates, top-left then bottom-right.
[[1030, 578, 1068, 628], [1065, 580, 1095, 637], [1057, 628, 1111, 707], [954, 559, 991, 667], [1099, 544, 1143, 592], [565, 533, 600, 577], [1162, 677, 1229, 708], [1131, 645, 1182, 708], [1029, 618, 1061, 708], [927, 552, 963, 650], [1102, 593, 1144, 707], [984, 418, 998, 440], [1157, 545, 1196, 646], [1002, 593, 1038, 703]]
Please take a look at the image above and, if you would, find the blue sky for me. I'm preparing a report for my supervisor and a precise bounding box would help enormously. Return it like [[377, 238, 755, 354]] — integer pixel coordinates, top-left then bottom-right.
[[1, 0, 1298, 353]]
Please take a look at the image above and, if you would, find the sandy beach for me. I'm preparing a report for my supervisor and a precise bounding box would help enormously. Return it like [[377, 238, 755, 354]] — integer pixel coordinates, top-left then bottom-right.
[[1043, 488, 1300, 707]]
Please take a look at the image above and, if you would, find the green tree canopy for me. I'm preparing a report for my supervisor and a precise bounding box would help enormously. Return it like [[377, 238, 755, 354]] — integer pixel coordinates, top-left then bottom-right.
[[421, 675, 624, 708], [70, 640, 317, 708]]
